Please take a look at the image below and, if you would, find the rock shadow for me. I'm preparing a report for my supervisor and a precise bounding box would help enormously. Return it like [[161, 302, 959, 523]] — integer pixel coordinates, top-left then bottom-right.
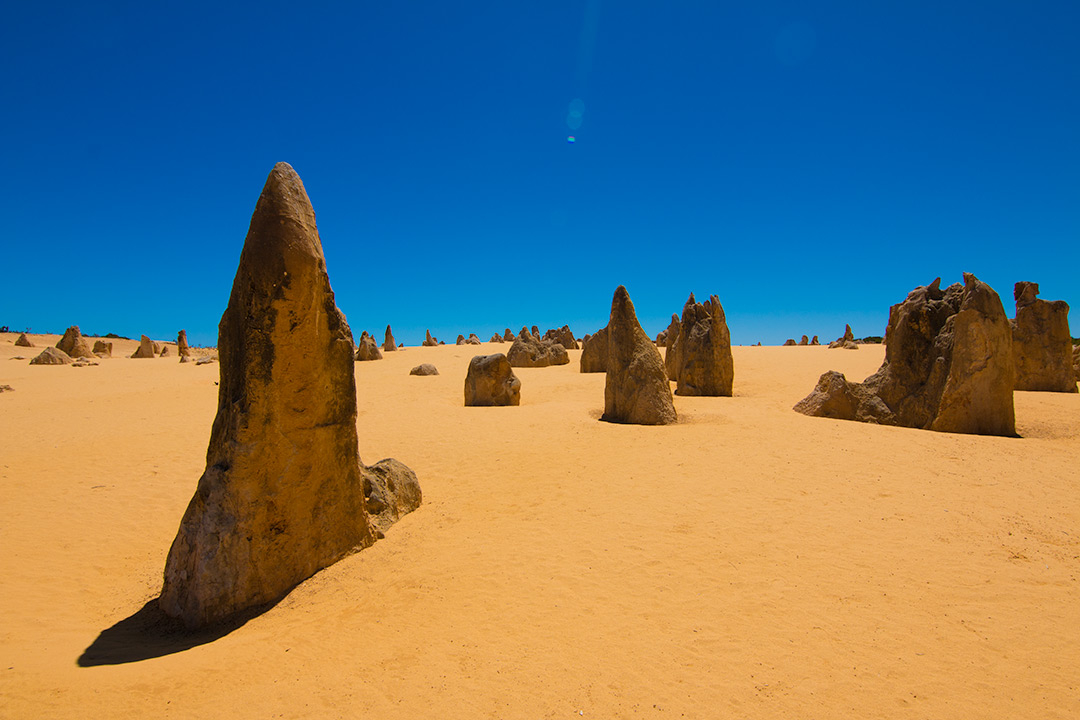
[[78, 597, 275, 666]]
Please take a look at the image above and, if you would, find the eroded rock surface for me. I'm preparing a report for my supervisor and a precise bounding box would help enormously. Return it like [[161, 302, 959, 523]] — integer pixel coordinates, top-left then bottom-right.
[[464, 353, 521, 406], [507, 329, 569, 368], [132, 335, 156, 358], [1010, 282, 1075, 392], [57, 326, 94, 359], [30, 347, 74, 365], [580, 326, 608, 373], [15, 333, 32, 347], [673, 293, 733, 397], [355, 335, 383, 361], [602, 286, 676, 425]]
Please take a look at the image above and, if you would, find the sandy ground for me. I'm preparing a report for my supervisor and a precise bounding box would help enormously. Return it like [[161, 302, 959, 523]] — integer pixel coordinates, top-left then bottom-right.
[[1, 332, 1078, 719]]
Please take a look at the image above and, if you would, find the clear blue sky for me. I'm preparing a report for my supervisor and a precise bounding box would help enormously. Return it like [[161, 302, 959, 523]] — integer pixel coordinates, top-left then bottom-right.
[[2, 1, 1077, 346]]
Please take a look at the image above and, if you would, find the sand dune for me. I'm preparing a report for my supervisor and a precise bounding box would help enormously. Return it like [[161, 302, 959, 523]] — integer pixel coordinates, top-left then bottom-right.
[[1, 334, 1078, 718]]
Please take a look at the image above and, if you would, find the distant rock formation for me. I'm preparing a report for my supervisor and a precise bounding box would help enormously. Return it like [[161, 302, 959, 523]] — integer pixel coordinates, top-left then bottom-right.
[[810, 335, 819, 346], [507, 328, 569, 368], [177, 330, 193, 359], [783, 339, 797, 346], [798, 335, 809, 346], [355, 335, 383, 361], [56, 326, 94, 359], [580, 326, 608, 373], [794, 274, 1016, 436], [601, 286, 677, 425], [131, 335, 157, 358], [827, 325, 857, 349], [489, 333, 504, 343], [30, 347, 74, 365], [503, 328, 514, 341], [673, 293, 733, 397], [383, 325, 397, 352], [422, 330, 438, 347], [542, 325, 578, 350], [409, 363, 439, 376], [159, 162, 419, 629], [1010, 282, 1076, 392], [663, 314, 681, 381], [464, 353, 521, 406], [92, 340, 112, 357], [15, 333, 32, 347], [457, 333, 480, 345], [160, 345, 170, 357], [531, 325, 540, 338], [456, 334, 465, 345]]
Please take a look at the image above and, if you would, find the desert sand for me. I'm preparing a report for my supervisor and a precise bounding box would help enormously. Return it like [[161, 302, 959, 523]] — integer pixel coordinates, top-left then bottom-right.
[[1, 332, 1078, 719]]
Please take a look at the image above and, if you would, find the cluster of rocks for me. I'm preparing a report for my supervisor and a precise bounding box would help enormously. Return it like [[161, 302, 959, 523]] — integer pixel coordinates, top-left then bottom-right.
[[663, 293, 734, 397], [1010, 282, 1076, 393], [794, 274, 1016, 436], [783, 335, 820, 346], [507, 328, 569, 368], [827, 325, 858, 350], [159, 162, 420, 629], [422, 330, 441, 346], [456, 333, 481, 345]]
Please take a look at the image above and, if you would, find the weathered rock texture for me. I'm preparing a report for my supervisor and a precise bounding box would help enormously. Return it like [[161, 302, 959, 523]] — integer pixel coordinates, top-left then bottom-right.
[[355, 336, 383, 361], [177, 330, 193, 359], [15, 333, 33, 347], [503, 328, 514, 341], [30, 347, 74, 365], [489, 333, 504, 343], [543, 325, 579, 350], [159, 162, 419, 629], [828, 325, 856, 349], [464, 353, 521, 406], [794, 274, 1016, 436], [783, 339, 796, 346], [422, 330, 438, 347], [673, 293, 733, 397], [383, 325, 397, 352], [131, 335, 157, 358], [1073, 344, 1080, 382], [580, 326, 609, 373], [507, 329, 569, 368], [602, 286, 677, 425], [663, 314, 681, 380], [92, 340, 112, 357], [409, 363, 439, 376], [798, 335, 809, 346], [57, 326, 94, 359], [363, 459, 422, 538], [810, 335, 820, 346], [1010, 282, 1076, 392], [160, 345, 171, 357]]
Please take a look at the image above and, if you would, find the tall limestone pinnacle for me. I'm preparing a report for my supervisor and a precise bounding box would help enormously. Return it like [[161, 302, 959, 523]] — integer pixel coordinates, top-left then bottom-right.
[[602, 285, 677, 425], [160, 163, 419, 628]]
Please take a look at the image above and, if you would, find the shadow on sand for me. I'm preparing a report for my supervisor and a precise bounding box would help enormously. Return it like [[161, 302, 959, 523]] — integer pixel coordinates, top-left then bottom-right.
[[78, 598, 275, 666]]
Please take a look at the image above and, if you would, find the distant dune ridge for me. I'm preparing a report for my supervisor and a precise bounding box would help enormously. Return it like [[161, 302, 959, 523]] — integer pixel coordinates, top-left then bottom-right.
[[159, 162, 420, 628]]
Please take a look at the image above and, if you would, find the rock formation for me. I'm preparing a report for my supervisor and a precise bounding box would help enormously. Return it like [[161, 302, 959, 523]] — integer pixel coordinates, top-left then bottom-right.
[[503, 328, 514, 341], [827, 325, 856, 349], [92, 340, 112, 357], [531, 325, 540, 338], [489, 333, 504, 343], [422, 330, 438, 347], [15, 333, 32, 347], [1073, 344, 1080, 382], [131, 335, 157, 358], [580, 326, 608, 373], [160, 345, 170, 357], [601, 286, 677, 425], [794, 274, 1016, 436], [1010, 282, 1076, 392], [507, 329, 569, 368], [409, 363, 439, 376], [673, 293, 733, 397], [362, 459, 422, 538], [783, 339, 796, 346], [798, 335, 809, 346], [383, 325, 397, 352], [29, 347, 74, 365], [543, 325, 578, 350], [355, 335, 383, 361], [464, 353, 521, 406], [177, 330, 193, 359], [663, 313, 681, 380], [810, 335, 819, 346], [159, 162, 420, 629], [456, 334, 466, 345], [56, 326, 94, 359]]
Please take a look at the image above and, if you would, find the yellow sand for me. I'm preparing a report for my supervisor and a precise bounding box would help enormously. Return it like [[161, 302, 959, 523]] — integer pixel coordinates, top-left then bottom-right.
[[1, 332, 1077, 719]]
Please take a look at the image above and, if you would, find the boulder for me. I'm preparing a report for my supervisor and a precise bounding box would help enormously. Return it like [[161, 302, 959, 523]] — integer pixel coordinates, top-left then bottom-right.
[[15, 333, 32, 347], [810, 335, 819, 346], [160, 345, 171, 357], [131, 335, 156, 358], [794, 274, 1016, 436], [195, 356, 216, 366], [160, 162, 419, 629], [1010, 282, 1076, 392], [355, 336, 383, 361], [362, 458, 422, 538], [383, 325, 397, 352], [673, 293, 733, 397], [56, 326, 94, 359], [422, 330, 438, 347], [464, 353, 521, 406], [456, 334, 466, 345], [177, 330, 193, 358], [663, 313, 681, 381], [601, 286, 677, 425], [507, 329, 569, 368], [580, 326, 608, 373], [542, 325, 579, 350], [409, 363, 439, 376], [92, 340, 112, 357], [783, 339, 797, 346], [29, 347, 74, 365], [798, 335, 809, 346]]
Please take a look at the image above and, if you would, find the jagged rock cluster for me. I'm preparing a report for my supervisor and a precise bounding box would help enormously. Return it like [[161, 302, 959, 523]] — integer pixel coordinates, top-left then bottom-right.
[[1010, 282, 1075, 392], [464, 353, 520, 406], [828, 325, 858, 350], [422, 330, 439, 346], [794, 274, 1016, 436], [542, 325, 578, 350], [666, 293, 733, 396], [160, 162, 420, 629], [507, 328, 569, 368]]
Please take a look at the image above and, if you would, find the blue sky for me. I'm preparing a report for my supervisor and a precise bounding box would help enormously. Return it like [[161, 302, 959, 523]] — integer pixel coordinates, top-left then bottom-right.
[[2, 1, 1077, 346]]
